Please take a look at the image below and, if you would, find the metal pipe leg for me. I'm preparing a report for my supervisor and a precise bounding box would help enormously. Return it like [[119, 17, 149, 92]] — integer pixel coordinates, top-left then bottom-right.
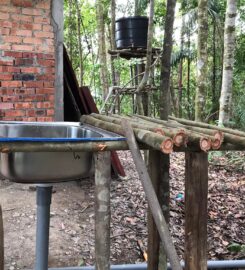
[[35, 185, 53, 270]]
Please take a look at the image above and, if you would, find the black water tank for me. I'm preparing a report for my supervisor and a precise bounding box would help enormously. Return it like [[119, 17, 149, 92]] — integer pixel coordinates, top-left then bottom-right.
[[115, 16, 148, 49]]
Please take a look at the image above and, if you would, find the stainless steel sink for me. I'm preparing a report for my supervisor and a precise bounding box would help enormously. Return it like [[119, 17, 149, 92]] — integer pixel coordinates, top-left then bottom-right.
[[0, 121, 123, 183]]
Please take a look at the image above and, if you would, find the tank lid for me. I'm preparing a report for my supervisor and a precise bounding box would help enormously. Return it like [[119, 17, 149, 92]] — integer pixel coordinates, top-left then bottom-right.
[[116, 16, 148, 23]]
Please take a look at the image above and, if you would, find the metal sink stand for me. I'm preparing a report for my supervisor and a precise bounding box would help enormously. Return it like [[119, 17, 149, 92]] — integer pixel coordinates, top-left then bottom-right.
[[35, 184, 53, 270]]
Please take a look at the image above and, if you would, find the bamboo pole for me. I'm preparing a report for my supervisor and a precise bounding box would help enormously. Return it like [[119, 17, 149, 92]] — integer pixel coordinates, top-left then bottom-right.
[[81, 115, 173, 154], [169, 116, 245, 138], [94, 152, 111, 270], [122, 120, 182, 270], [91, 114, 187, 147]]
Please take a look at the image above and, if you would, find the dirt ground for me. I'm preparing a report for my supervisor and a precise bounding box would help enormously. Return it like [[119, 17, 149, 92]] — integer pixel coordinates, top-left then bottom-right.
[[0, 151, 244, 269]]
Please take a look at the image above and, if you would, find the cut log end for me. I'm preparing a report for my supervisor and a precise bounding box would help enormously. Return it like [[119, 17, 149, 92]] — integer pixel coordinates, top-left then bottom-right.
[[153, 128, 165, 136], [173, 131, 188, 147], [211, 138, 222, 150], [214, 131, 224, 143], [160, 138, 173, 154], [200, 138, 212, 152]]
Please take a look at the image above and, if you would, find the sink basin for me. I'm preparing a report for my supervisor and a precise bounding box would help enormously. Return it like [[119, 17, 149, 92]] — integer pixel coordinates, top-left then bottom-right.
[[0, 121, 123, 183]]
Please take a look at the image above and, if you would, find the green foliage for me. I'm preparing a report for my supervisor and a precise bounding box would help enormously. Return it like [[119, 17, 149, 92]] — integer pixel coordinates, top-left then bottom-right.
[[227, 243, 245, 253]]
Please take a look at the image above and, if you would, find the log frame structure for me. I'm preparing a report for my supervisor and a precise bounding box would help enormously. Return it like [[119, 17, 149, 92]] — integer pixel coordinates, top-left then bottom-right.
[[0, 114, 244, 270]]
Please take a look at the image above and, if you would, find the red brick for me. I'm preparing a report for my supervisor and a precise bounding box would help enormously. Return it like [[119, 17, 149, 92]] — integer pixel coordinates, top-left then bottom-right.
[[0, 21, 12, 28], [45, 39, 54, 46], [0, 28, 11, 35], [12, 0, 33, 7], [34, 16, 50, 24], [14, 88, 35, 95], [11, 29, 32, 37], [47, 109, 54, 116], [23, 37, 43, 45], [37, 59, 55, 67], [1, 81, 22, 87], [15, 102, 35, 109], [12, 44, 34, 51], [2, 66, 21, 72], [0, 59, 14, 66], [36, 102, 53, 109], [47, 94, 54, 102], [22, 8, 42, 16], [0, 103, 14, 109], [27, 109, 46, 117], [36, 88, 54, 94], [36, 2, 50, 10], [20, 22, 33, 30], [42, 25, 53, 32], [37, 53, 54, 60], [4, 36, 22, 43], [21, 117, 36, 121], [34, 31, 54, 39], [33, 24, 42, 30], [4, 110, 26, 117], [0, 12, 10, 20], [43, 81, 54, 88], [44, 67, 55, 74], [23, 81, 44, 88], [37, 117, 53, 122], [1, 5, 21, 13], [0, 45, 11, 50], [0, 74, 13, 80], [2, 95, 20, 102], [4, 51, 23, 58], [21, 67, 41, 73], [1, 0, 11, 4], [0, 89, 14, 95], [37, 74, 55, 81], [11, 14, 33, 23], [22, 94, 44, 102], [15, 58, 33, 66], [22, 52, 37, 58]]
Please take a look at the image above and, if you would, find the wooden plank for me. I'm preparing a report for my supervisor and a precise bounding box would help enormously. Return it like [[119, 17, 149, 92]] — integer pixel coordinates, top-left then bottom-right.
[[185, 152, 208, 270], [122, 120, 182, 270], [94, 151, 111, 270]]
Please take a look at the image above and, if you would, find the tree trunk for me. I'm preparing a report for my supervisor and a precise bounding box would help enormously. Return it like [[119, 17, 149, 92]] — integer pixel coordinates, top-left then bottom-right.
[[195, 0, 208, 121], [96, 0, 109, 100], [110, 0, 119, 88], [178, 16, 184, 118], [75, 0, 83, 86], [218, 0, 237, 126], [68, 0, 73, 64], [159, 0, 177, 120]]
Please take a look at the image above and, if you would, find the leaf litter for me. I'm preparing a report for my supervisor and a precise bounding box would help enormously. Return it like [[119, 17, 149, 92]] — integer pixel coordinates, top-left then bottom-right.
[[0, 151, 244, 269]]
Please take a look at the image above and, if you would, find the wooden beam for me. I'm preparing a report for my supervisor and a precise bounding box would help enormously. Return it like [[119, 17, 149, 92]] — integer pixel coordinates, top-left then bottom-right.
[[122, 120, 182, 270], [185, 152, 208, 270], [94, 152, 111, 270]]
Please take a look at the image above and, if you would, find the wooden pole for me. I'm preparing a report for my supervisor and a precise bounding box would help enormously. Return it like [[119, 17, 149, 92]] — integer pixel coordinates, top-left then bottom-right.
[[0, 205, 4, 270], [147, 150, 161, 270], [185, 152, 208, 270], [94, 152, 111, 270], [122, 120, 182, 270]]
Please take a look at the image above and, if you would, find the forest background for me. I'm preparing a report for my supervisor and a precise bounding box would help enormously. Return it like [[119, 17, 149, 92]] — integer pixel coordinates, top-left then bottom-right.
[[63, 0, 245, 130]]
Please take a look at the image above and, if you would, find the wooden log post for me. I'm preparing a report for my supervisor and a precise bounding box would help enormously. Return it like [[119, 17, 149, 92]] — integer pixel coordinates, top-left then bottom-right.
[[185, 152, 208, 270], [94, 152, 111, 270], [147, 150, 161, 270]]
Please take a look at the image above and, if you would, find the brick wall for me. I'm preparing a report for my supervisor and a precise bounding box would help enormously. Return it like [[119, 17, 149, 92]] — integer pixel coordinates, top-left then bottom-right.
[[0, 0, 56, 121]]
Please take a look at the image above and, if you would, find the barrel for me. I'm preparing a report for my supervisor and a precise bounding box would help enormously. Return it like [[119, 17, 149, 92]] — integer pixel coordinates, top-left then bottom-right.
[[115, 16, 148, 49]]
